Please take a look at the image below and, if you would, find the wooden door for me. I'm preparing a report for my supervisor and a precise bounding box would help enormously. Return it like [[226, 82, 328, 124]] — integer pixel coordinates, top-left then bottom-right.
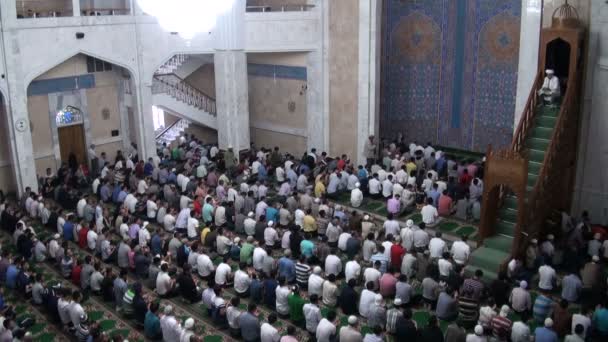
[[58, 124, 86, 165]]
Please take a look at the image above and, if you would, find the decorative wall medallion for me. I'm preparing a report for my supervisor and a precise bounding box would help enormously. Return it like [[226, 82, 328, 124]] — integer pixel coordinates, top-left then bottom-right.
[[288, 101, 296, 113], [14, 118, 28, 132], [56, 105, 83, 127], [102, 108, 111, 120]]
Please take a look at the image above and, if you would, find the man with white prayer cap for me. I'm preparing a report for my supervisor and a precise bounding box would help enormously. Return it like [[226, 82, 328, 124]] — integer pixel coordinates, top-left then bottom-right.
[[538, 69, 560, 105], [350, 182, 363, 208]]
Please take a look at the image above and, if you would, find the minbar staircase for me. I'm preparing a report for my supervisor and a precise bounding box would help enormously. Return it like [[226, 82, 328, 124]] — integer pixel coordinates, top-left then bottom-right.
[[155, 118, 191, 146], [466, 71, 581, 280]]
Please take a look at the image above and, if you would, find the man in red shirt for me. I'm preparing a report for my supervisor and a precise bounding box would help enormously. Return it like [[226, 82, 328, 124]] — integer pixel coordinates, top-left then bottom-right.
[[437, 190, 454, 217], [390, 237, 405, 270], [459, 169, 473, 186], [78, 223, 89, 249], [379, 271, 399, 297]]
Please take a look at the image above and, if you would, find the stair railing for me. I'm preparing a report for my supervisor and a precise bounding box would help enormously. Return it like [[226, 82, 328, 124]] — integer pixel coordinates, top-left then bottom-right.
[[525, 73, 580, 242], [511, 73, 543, 153], [152, 73, 217, 116], [156, 54, 189, 75]]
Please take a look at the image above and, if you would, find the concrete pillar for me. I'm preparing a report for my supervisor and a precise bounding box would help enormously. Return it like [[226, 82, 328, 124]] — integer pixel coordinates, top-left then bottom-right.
[[134, 82, 158, 160], [513, 0, 542, 129], [72, 0, 81, 16], [214, 0, 250, 153], [356, 0, 382, 166], [214, 51, 250, 152], [5, 81, 38, 194]]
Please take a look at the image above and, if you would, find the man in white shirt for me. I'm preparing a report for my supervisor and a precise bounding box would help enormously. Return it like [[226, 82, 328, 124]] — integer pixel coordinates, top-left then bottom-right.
[[428, 232, 447, 259], [308, 267, 325, 297], [160, 305, 183, 342], [244, 212, 257, 236], [275, 277, 291, 316], [303, 295, 323, 334], [451, 236, 471, 265], [383, 214, 400, 238], [137, 178, 149, 194], [538, 262, 557, 291], [325, 251, 342, 277], [363, 263, 382, 291], [345, 258, 361, 283], [124, 192, 138, 214], [138, 222, 151, 248], [537, 69, 561, 105], [359, 283, 377, 318], [86, 229, 98, 251], [196, 251, 215, 279], [215, 258, 233, 286], [421, 198, 440, 227], [163, 208, 176, 232], [260, 314, 281, 342], [264, 222, 280, 248], [186, 212, 199, 240], [368, 174, 381, 199], [350, 183, 363, 208], [413, 225, 430, 251], [146, 196, 158, 220], [76, 197, 87, 218], [316, 312, 337, 342], [382, 175, 394, 199], [252, 245, 268, 272], [234, 263, 252, 296]]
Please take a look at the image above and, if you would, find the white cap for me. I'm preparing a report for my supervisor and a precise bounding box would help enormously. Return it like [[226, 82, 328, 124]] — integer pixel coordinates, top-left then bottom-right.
[[142, 221, 149, 229], [313, 266, 322, 275], [500, 305, 510, 317], [164, 305, 173, 314], [184, 318, 194, 329], [406, 219, 414, 228], [53, 234, 60, 239], [374, 294, 383, 305], [171, 168, 176, 172], [248, 212, 254, 218], [314, 198, 321, 204], [348, 316, 358, 325], [592, 255, 600, 262], [544, 318, 553, 327], [520, 280, 528, 289], [234, 237, 240, 244], [547, 234, 554, 240], [474, 325, 483, 335], [364, 215, 370, 220], [394, 298, 402, 306], [355, 182, 360, 188], [267, 221, 274, 227], [531, 239, 538, 244], [546, 69, 554, 74]]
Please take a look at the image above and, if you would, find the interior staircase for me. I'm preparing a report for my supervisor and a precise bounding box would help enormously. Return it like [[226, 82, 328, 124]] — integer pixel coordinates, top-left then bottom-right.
[[151, 73, 218, 130], [465, 68, 580, 281], [155, 118, 191, 146]]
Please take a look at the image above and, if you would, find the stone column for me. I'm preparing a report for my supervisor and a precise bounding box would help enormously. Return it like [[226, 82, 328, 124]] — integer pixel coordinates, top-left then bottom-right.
[[356, 0, 382, 166], [214, 0, 250, 153], [72, 0, 81, 16], [5, 80, 38, 194], [514, 0, 542, 128], [133, 81, 158, 160]]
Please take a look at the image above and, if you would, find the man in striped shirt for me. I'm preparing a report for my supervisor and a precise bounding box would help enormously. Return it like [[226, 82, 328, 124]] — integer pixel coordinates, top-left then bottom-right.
[[295, 255, 311, 290], [461, 269, 486, 301], [385, 298, 403, 334], [533, 291, 554, 324], [491, 305, 513, 341]]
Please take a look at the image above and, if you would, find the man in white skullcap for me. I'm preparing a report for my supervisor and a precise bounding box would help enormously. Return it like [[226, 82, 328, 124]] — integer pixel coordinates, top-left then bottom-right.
[[350, 182, 363, 208], [339, 316, 363, 341], [180, 318, 195, 342], [160, 305, 182, 342], [538, 69, 560, 105], [466, 325, 486, 342], [510, 281, 532, 314], [534, 318, 558, 341]]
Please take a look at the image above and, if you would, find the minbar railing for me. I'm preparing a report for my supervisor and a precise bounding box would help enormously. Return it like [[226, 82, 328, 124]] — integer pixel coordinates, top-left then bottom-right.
[[511, 73, 543, 153], [152, 74, 217, 116]]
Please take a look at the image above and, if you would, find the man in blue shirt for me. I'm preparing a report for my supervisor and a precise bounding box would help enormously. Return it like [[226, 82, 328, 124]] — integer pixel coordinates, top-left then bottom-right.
[[426, 183, 441, 207], [265, 205, 278, 224], [112, 184, 122, 203], [5, 259, 20, 289], [534, 318, 558, 342], [63, 217, 75, 241], [144, 301, 162, 340], [278, 250, 296, 284]]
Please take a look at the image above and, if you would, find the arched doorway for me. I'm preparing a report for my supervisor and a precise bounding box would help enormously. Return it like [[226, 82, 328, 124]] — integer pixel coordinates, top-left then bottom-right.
[[26, 53, 137, 176]]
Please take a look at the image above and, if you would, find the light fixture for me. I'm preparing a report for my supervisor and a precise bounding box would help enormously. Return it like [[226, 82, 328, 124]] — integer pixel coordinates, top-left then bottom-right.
[[137, 0, 236, 39]]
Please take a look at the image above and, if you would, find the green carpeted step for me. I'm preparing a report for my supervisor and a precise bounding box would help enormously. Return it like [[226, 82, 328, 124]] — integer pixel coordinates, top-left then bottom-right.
[[469, 247, 510, 273], [536, 115, 557, 128], [484, 235, 514, 251], [529, 149, 546, 163], [526, 137, 550, 151], [528, 161, 542, 175], [496, 220, 515, 236], [538, 106, 560, 117], [503, 196, 518, 210], [528, 173, 538, 188], [531, 127, 554, 140], [498, 208, 517, 224]]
